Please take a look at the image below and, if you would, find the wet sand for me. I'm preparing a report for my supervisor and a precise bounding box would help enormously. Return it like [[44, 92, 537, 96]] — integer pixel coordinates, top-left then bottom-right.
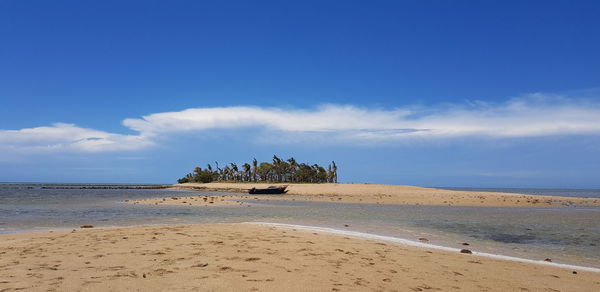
[[1, 223, 598, 291], [133, 182, 600, 207]]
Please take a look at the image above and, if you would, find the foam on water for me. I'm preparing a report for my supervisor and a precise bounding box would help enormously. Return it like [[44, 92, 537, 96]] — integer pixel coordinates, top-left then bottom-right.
[[249, 222, 600, 273]]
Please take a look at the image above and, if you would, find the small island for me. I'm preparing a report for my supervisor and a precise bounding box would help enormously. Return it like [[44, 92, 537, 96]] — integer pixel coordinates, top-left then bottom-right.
[[177, 155, 338, 184]]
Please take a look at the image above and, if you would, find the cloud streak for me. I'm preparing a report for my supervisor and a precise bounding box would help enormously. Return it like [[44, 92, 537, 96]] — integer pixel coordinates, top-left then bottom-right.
[[124, 94, 600, 140], [0, 123, 152, 153], [2, 94, 600, 153]]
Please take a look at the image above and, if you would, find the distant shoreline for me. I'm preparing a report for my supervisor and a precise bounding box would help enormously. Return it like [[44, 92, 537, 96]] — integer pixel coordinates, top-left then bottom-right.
[[129, 182, 600, 208], [0, 183, 171, 190], [2, 182, 599, 195]]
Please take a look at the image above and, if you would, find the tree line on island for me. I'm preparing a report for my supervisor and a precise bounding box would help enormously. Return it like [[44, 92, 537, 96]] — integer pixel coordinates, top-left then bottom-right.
[[177, 156, 338, 184]]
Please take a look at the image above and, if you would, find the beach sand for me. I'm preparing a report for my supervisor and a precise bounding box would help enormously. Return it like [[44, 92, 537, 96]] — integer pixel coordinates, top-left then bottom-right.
[[1, 223, 598, 291], [131, 182, 600, 207]]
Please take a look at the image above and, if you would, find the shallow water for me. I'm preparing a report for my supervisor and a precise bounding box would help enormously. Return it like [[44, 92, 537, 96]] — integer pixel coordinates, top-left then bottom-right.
[[1, 185, 599, 268]]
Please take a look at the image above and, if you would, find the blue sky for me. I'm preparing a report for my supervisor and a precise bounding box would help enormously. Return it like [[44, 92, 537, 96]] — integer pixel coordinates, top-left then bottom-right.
[[1, 1, 600, 187]]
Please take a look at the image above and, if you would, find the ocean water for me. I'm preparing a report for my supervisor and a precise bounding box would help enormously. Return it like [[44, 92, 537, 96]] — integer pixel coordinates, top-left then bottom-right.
[[1, 184, 599, 268]]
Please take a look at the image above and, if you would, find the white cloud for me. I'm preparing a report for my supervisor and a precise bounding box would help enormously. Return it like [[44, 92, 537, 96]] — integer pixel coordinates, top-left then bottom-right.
[[2, 94, 600, 153], [123, 95, 600, 140], [0, 123, 152, 153], [122, 105, 413, 135]]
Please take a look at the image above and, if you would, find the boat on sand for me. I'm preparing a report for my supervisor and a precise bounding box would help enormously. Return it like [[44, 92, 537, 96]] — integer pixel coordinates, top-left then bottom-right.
[[248, 186, 287, 194]]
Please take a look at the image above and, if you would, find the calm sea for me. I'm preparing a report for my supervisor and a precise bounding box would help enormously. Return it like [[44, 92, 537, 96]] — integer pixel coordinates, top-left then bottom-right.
[[1, 184, 599, 268]]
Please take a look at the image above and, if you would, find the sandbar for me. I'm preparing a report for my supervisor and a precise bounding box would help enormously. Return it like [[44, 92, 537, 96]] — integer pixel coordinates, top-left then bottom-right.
[[130, 182, 600, 207]]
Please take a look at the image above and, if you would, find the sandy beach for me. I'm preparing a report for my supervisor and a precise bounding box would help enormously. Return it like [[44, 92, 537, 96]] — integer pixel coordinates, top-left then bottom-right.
[[1, 223, 599, 292], [131, 182, 600, 207], [3, 184, 600, 291]]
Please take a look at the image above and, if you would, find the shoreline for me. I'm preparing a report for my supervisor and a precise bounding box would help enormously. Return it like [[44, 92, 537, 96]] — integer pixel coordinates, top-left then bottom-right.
[[3, 221, 600, 271], [1, 223, 599, 291], [121, 184, 600, 273], [248, 222, 600, 273], [4, 184, 600, 290]]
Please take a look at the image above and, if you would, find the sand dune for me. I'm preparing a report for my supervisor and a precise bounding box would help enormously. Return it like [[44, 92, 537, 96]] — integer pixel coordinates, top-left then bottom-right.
[[1, 223, 598, 291]]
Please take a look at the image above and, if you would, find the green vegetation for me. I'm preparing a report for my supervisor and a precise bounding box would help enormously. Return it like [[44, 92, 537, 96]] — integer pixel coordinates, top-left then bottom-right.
[[177, 156, 338, 184]]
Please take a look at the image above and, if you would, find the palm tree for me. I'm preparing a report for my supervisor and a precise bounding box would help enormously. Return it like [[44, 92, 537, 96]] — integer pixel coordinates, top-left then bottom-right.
[[252, 158, 258, 182], [287, 157, 298, 182], [215, 161, 222, 180], [242, 163, 251, 181], [224, 165, 232, 181], [178, 156, 338, 184], [272, 155, 282, 182], [230, 163, 239, 181], [331, 161, 338, 183]]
